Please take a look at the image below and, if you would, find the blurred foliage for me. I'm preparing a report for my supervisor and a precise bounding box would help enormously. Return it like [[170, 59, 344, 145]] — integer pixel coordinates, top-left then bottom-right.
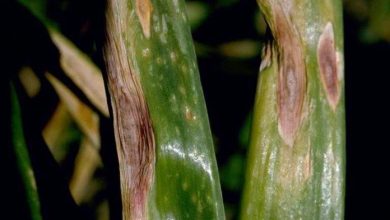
[[344, 0, 390, 43], [18, 0, 47, 23], [10, 83, 43, 220], [7, 0, 390, 219], [186, 1, 210, 31]]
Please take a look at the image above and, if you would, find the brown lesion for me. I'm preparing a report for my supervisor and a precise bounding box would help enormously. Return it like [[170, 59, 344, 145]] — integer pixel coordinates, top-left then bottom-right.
[[104, 1, 155, 219], [260, 2, 306, 146], [317, 22, 340, 110], [136, 0, 153, 39]]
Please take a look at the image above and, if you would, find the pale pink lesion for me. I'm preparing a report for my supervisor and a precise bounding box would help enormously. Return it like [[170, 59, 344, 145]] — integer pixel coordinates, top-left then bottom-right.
[[265, 3, 306, 147], [104, 1, 156, 219], [317, 22, 340, 111]]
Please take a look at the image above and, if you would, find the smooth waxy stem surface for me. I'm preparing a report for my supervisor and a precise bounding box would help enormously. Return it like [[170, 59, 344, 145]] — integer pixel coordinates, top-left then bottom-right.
[[104, 0, 225, 219], [240, 0, 345, 219]]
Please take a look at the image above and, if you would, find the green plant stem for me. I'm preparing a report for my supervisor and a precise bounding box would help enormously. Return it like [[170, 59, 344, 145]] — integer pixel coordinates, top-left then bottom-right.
[[104, 0, 225, 219], [240, 0, 345, 219], [10, 82, 42, 220]]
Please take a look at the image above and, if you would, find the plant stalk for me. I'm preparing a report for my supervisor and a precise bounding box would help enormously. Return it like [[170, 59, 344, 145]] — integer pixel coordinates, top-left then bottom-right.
[[10, 82, 42, 220], [103, 0, 225, 219], [240, 0, 345, 219]]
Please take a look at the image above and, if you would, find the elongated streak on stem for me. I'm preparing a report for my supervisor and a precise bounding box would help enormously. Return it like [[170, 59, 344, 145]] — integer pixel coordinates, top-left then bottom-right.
[[105, 1, 155, 219], [136, 0, 153, 39], [318, 22, 339, 110], [266, 3, 306, 146]]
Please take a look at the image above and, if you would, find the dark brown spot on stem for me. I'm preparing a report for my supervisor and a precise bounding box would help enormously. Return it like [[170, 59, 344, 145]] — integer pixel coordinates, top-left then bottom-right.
[[318, 22, 339, 110]]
